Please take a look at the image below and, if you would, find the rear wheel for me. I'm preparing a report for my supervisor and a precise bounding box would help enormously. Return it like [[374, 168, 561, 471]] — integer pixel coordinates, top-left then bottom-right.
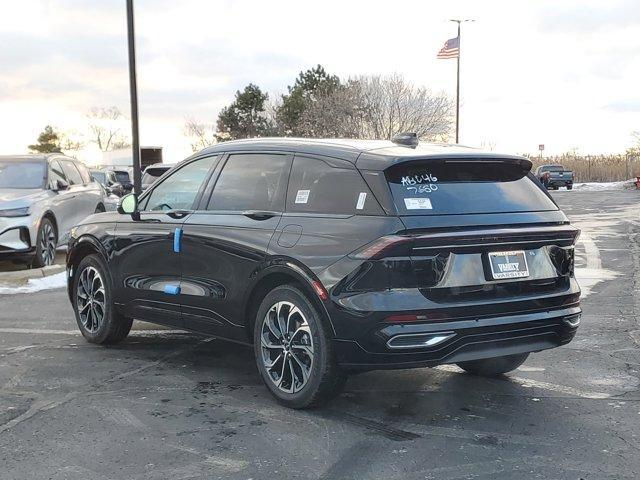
[[566, 184, 573, 190], [32, 217, 57, 268], [456, 353, 529, 377], [253, 285, 346, 409], [72, 254, 132, 344]]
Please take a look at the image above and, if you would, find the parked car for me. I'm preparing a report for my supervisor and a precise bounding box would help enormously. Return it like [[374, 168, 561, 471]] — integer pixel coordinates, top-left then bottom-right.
[[66, 137, 581, 408], [0, 154, 106, 267], [141, 163, 172, 191], [536, 164, 574, 190], [90, 168, 133, 197]]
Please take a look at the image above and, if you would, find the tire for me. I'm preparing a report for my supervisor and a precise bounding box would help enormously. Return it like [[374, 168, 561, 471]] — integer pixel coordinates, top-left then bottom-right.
[[566, 184, 573, 190], [253, 285, 346, 409], [72, 254, 132, 344], [456, 353, 529, 377], [32, 217, 57, 268]]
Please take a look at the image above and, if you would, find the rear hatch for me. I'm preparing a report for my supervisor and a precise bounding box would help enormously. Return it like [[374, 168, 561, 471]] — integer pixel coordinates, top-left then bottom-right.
[[346, 157, 579, 316]]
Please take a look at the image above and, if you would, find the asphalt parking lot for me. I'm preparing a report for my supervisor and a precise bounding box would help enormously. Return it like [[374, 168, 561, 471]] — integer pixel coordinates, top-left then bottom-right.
[[0, 190, 638, 480]]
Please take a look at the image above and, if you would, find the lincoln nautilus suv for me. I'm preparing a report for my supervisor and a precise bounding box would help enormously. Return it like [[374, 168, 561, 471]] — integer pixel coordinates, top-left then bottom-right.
[[66, 136, 581, 408]]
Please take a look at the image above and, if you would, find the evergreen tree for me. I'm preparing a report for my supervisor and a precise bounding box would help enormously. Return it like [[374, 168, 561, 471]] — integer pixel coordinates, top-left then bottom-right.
[[216, 84, 270, 141], [277, 65, 341, 136], [28, 125, 62, 153]]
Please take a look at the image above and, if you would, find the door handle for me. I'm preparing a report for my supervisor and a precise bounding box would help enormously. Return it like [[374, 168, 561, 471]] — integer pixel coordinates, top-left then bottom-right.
[[166, 209, 192, 219], [242, 210, 280, 220]]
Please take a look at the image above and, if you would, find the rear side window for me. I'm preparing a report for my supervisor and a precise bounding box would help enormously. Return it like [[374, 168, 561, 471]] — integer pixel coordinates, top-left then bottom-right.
[[386, 160, 557, 215], [208, 154, 290, 212], [287, 156, 381, 215], [59, 160, 84, 185]]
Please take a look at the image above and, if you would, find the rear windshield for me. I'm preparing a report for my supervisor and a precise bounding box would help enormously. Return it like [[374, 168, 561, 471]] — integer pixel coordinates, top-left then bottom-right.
[[0, 160, 45, 189], [114, 171, 130, 183], [540, 165, 564, 172], [386, 160, 557, 215], [142, 168, 167, 185]]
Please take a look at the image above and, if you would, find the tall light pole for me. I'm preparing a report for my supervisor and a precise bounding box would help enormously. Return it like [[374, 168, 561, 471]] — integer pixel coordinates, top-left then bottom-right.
[[126, 0, 142, 196], [449, 19, 473, 144]]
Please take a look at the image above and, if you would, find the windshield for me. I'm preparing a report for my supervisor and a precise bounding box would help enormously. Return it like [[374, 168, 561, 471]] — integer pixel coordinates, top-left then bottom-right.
[[386, 159, 558, 215], [91, 171, 107, 185], [0, 160, 46, 189]]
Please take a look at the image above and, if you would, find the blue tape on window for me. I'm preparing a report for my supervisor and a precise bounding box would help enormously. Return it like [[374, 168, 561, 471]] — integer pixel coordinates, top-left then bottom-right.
[[164, 284, 181, 295], [173, 227, 182, 253]]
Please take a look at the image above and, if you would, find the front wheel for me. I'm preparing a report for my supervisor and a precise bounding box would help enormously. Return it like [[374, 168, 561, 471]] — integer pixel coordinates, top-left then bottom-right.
[[253, 285, 346, 409], [32, 217, 57, 268], [456, 353, 529, 377], [72, 254, 132, 344]]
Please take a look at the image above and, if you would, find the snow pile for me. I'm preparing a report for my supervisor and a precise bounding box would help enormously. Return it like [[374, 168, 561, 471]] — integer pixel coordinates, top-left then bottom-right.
[[571, 179, 636, 191], [0, 272, 67, 295]]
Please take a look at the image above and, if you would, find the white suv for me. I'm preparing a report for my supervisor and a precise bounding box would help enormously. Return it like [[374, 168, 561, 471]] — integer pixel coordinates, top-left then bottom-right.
[[0, 154, 105, 267]]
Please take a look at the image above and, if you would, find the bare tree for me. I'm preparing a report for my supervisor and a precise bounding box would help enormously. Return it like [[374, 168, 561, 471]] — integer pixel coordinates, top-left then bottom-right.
[[358, 74, 454, 141], [184, 117, 217, 152], [59, 129, 85, 156], [87, 106, 130, 151], [291, 74, 454, 141]]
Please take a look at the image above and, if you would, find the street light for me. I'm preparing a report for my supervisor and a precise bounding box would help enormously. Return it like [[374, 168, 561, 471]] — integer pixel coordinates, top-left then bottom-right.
[[449, 19, 474, 144], [126, 0, 142, 197]]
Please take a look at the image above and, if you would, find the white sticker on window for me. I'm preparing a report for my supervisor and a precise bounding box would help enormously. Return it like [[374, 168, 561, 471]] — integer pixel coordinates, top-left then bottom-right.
[[295, 189, 310, 204], [356, 192, 367, 210], [404, 198, 433, 210]]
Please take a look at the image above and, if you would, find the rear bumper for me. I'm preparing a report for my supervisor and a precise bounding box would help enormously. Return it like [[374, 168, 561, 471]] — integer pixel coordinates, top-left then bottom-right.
[[333, 306, 580, 370]]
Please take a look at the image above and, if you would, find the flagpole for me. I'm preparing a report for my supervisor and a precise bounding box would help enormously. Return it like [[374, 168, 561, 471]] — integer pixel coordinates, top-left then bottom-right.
[[449, 19, 473, 144]]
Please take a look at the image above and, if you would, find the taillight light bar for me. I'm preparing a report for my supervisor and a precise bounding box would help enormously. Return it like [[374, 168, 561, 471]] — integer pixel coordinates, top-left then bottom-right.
[[351, 235, 413, 260]]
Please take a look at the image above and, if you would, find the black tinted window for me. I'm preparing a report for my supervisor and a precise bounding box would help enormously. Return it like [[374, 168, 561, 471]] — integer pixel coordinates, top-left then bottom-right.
[[386, 160, 558, 215], [287, 156, 380, 215], [59, 160, 84, 185], [207, 154, 290, 212], [142, 156, 217, 211]]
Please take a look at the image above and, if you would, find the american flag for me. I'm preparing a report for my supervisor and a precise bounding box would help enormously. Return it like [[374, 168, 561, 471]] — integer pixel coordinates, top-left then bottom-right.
[[437, 37, 460, 59]]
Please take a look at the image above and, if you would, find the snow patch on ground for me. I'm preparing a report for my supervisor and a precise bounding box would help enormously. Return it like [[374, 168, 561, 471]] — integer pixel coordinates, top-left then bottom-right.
[[569, 179, 636, 191], [0, 272, 67, 295]]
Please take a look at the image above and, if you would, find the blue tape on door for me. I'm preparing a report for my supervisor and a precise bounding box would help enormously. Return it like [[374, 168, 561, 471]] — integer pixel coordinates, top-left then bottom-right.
[[173, 227, 183, 253], [164, 284, 181, 295]]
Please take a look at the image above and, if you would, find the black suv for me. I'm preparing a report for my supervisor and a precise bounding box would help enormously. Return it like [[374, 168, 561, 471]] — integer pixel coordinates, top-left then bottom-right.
[[66, 137, 581, 408]]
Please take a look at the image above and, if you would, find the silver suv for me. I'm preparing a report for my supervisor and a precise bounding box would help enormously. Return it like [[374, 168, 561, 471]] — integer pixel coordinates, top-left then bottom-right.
[[0, 154, 105, 267]]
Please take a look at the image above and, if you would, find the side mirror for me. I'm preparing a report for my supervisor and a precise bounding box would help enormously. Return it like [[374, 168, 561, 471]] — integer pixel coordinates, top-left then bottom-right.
[[54, 179, 69, 191], [117, 193, 138, 215]]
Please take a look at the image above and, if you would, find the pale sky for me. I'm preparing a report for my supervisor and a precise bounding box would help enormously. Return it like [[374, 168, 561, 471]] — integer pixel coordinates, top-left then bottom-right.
[[1, 0, 639, 164]]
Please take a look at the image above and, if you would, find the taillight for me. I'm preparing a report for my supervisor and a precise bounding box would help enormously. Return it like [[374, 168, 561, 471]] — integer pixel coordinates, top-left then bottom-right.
[[351, 235, 413, 260]]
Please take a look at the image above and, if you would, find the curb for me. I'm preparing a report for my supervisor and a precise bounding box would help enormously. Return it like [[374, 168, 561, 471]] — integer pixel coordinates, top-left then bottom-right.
[[0, 264, 66, 286]]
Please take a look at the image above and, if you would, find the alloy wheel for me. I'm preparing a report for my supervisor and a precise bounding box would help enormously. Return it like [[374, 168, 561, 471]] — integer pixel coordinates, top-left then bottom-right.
[[39, 222, 56, 266], [260, 301, 314, 394], [76, 266, 106, 333]]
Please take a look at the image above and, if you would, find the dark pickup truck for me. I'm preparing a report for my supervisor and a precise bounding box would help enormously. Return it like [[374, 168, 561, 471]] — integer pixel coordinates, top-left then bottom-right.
[[536, 165, 574, 190]]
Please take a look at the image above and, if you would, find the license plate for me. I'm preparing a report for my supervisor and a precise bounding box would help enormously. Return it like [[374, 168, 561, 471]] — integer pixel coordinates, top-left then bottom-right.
[[488, 250, 529, 280]]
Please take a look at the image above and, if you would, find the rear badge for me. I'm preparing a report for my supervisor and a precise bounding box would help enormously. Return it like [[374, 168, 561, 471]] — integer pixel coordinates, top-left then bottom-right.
[[404, 198, 432, 210], [488, 250, 529, 280]]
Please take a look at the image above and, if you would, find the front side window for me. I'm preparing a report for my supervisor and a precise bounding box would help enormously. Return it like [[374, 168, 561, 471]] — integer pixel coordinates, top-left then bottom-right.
[[59, 160, 84, 185], [142, 156, 217, 211], [48, 161, 67, 188], [207, 154, 290, 212], [286, 156, 380, 215]]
